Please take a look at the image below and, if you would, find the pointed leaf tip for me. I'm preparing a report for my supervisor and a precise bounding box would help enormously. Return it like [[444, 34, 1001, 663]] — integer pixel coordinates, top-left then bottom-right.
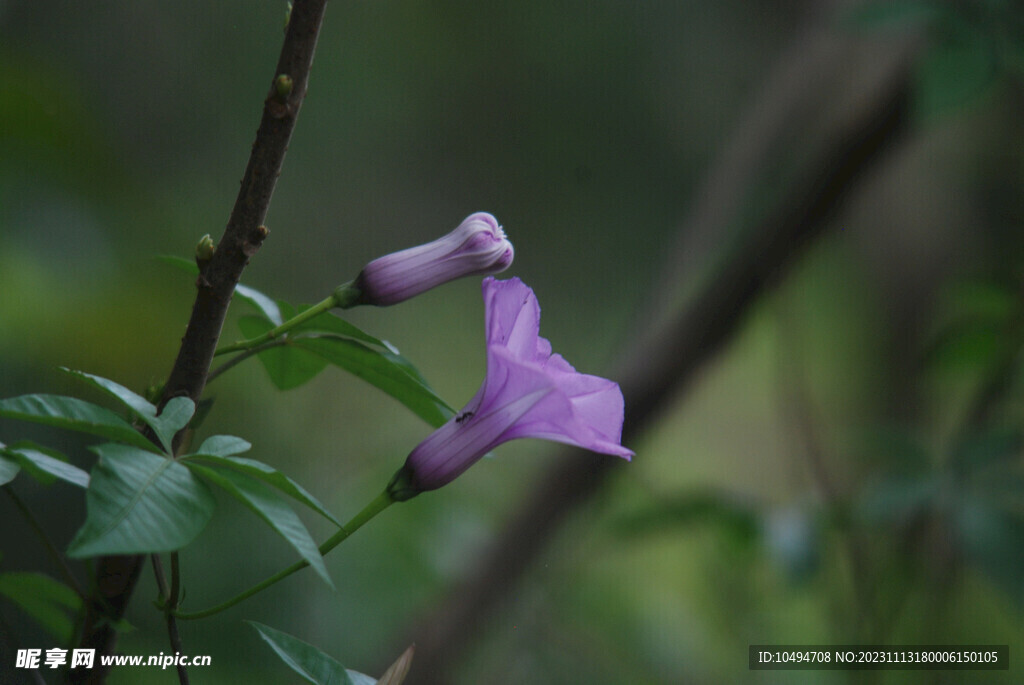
[[248, 622, 356, 685], [187, 465, 333, 589], [378, 644, 415, 685]]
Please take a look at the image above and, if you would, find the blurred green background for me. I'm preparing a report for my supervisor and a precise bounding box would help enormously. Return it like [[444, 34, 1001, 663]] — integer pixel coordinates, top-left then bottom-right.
[[2, 0, 1024, 683]]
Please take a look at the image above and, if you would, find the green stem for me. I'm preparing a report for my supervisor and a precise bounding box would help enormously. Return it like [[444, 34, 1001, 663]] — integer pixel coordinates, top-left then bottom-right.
[[173, 490, 394, 620], [215, 293, 338, 356], [170, 551, 182, 606], [151, 554, 190, 685], [207, 338, 290, 383]]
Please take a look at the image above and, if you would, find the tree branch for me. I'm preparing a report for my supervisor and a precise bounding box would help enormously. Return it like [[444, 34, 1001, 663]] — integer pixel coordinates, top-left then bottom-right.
[[69, 2, 329, 681], [399, 21, 916, 684]]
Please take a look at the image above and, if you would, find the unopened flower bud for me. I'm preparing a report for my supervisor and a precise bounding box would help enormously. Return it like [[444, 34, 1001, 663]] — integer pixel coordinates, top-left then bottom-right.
[[195, 234, 215, 270], [274, 74, 293, 100], [144, 382, 165, 405], [354, 212, 513, 306]]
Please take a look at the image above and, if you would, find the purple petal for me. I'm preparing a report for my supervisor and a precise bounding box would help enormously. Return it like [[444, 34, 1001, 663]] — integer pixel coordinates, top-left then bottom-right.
[[479, 283, 632, 458], [483, 277, 541, 361], [504, 371, 632, 459], [405, 357, 558, 490], [390, 276, 632, 499]]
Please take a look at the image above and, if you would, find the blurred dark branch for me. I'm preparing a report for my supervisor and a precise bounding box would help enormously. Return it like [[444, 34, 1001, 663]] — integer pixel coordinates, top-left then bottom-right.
[[401, 22, 915, 684], [69, 2, 329, 682], [958, 317, 1024, 438]]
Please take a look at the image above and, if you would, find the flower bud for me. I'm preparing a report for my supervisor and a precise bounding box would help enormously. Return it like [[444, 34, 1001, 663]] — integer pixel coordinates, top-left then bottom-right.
[[354, 213, 513, 306], [195, 234, 215, 270], [274, 73, 293, 100]]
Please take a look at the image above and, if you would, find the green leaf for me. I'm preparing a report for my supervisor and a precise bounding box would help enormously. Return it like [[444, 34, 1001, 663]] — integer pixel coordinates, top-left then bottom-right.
[[156, 254, 199, 275], [859, 426, 933, 476], [249, 621, 358, 685], [916, 35, 998, 119], [156, 397, 197, 442], [974, 469, 1024, 511], [295, 336, 454, 427], [0, 572, 82, 643], [951, 428, 1021, 476], [2, 443, 89, 488], [925, 322, 1002, 373], [229, 299, 453, 420], [937, 281, 1018, 327], [238, 316, 329, 390], [236, 284, 284, 326], [0, 442, 57, 486], [348, 673, 377, 685], [999, 28, 1024, 77], [188, 465, 332, 588], [0, 454, 20, 485], [857, 475, 938, 524], [60, 367, 157, 423], [844, 1, 943, 30], [195, 434, 252, 457], [955, 498, 1024, 603], [613, 489, 760, 548], [292, 309, 393, 348], [60, 368, 195, 453], [292, 310, 434, 385], [183, 452, 340, 526], [0, 394, 158, 452], [67, 444, 215, 557]]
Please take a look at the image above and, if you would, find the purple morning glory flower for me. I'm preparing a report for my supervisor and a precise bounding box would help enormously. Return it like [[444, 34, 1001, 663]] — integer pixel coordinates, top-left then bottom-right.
[[387, 277, 632, 500], [353, 212, 513, 306]]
